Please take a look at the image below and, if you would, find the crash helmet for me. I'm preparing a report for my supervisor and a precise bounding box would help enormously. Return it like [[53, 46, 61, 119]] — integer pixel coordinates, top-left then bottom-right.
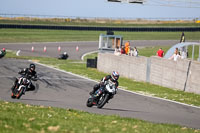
[[2, 48, 6, 51], [111, 71, 119, 82], [29, 63, 36, 71]]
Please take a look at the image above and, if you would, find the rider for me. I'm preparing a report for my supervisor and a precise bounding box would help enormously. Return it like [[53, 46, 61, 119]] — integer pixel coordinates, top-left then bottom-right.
[[11, 63, 38, 92], [0, 48, 6, 58], [58, 51, 68, 60], [89, 71, 119, 95]]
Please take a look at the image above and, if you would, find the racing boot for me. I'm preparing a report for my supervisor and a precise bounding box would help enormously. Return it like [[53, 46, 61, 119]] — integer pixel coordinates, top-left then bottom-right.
[[89, 84, 100, 95], [11, 78, 18, 92], [89, 90, 95, 95]]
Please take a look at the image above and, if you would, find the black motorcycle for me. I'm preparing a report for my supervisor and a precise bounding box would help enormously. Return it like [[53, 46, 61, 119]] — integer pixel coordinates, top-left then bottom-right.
[[86, 80, 118, 108]]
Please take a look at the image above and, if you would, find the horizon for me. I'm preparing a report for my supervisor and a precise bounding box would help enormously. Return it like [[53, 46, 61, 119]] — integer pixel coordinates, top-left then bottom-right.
[[0, 0, 200, 20]]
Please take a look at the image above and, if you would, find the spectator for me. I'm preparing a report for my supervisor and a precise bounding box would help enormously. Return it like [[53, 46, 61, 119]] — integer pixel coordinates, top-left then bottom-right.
[[180, 50, 187, 59], [0, 48, 6, 58], [156, 48, 164, 57], [129, 48, 134, 56], [124, 41, 130, 55], [120, 45, 125, 54], [175, 47, 179, 54], [180, 47, 187, 59], [132, 47, 138, 57], [180, 32, 185, 43], [114, 46, 121, 56], [169, 48, 180, 61]]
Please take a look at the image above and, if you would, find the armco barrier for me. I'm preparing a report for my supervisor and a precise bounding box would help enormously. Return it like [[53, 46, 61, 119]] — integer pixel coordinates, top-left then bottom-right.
[[97, 53, 200, 94], [0, 24, 200, 32]]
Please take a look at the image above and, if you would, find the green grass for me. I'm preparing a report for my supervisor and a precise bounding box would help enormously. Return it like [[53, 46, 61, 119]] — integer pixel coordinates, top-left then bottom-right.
[[138, 45, 171, 57], [5, 51, 200, 107], [1, 19, 200, 27], [0, 29, 200, 43], [1, 101, 199, 133]]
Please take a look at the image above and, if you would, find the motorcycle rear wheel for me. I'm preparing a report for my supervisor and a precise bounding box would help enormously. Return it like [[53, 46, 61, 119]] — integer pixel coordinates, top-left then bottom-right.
[[86, 98, 94, 107]]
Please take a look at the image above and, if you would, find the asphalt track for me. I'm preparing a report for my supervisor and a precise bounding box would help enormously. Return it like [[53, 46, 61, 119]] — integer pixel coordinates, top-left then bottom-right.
[[0, 40, 181, 60], [0, 41, 200, 129]]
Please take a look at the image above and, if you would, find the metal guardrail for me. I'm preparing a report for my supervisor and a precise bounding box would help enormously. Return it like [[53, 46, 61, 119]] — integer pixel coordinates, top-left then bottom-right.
[[0, 24, 200, 32]]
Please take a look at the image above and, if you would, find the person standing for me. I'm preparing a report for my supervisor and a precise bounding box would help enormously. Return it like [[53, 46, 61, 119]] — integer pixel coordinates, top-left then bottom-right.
[[180, 32, 185, 43], [124, 41, 130, 55], [156, 48, 164, 57], [169, 48, 181, 61], [120, 45, 125, 54], [133, 47, 138, 57]]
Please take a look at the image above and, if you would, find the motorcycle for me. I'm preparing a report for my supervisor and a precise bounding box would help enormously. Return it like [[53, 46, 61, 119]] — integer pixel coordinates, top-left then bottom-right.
[[86, 80, 118, 108], [11, 75, 37, 99]]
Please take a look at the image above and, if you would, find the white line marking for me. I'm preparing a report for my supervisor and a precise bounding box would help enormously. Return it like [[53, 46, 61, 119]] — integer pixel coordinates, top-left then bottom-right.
[[16, 50, 20, 56], [40, 78, 90, 81], [29, 60, 200, 109], [0, 76, 91, 81], [81, 51, 98, 61]]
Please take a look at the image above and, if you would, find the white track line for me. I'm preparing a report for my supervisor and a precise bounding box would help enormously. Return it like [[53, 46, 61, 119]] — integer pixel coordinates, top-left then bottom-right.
[[0, 76, 92, 81], [81, 50, 98, 61], [29, 60, 200, 109]]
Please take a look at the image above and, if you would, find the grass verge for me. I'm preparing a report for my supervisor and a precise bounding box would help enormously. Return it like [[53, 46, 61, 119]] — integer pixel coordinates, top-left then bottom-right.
[[1, 19, 200, 27], [1, 100, 199, 133], [0, 29, 200, 43]]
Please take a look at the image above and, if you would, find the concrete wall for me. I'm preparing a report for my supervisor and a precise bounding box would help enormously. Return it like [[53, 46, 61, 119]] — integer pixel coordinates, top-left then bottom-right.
[[186, 61, 200, 94], [97, 53, 148, 82], [97, 53, 200, 94], [150, 57, 190, 91]]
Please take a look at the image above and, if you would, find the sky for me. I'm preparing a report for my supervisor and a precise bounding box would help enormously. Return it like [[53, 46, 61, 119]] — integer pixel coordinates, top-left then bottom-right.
[[0, 0, 200, 20]]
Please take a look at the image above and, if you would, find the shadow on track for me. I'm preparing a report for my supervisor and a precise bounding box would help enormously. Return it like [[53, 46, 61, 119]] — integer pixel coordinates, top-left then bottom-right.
[[102, 107, 149, 113], [19, 98, 59, 103]]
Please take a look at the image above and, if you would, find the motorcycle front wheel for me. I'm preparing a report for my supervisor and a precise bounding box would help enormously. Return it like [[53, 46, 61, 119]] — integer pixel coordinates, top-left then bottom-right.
[[11, 92, 16, 99], [97, 93, 109, 109], [16, 87, 25, 99]]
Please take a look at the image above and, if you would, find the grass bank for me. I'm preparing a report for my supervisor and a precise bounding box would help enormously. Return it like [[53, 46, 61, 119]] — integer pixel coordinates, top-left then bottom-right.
[[1, 100, 199, 133]]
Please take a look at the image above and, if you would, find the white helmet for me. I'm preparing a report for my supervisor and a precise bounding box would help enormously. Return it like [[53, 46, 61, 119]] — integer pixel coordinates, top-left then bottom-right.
[[111, 71, 119, 81]]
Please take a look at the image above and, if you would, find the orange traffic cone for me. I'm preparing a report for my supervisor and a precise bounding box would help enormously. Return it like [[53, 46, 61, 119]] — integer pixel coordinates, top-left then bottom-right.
[[58, 46, 61, 52], [44, 46, 47, 52], [31, 46, 34, 52], [76, 46, 79, 52]]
